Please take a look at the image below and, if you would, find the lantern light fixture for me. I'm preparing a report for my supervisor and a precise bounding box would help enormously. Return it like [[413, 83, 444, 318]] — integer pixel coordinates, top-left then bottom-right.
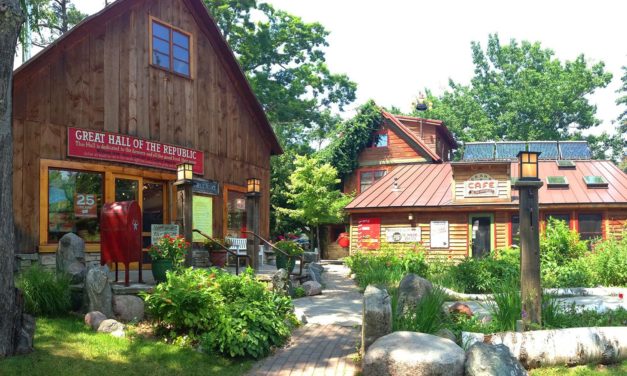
[[517, 151, 541, 181], [247, 178, 261, 196], [408, 213, 414, 221], [176, 162, 194, 183]]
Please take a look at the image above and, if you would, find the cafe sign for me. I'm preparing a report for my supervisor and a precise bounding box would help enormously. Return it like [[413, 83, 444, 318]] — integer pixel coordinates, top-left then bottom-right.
[[68, 127, 204, 174], [464, 180, 498, 198], [386, 227, 421, 243]]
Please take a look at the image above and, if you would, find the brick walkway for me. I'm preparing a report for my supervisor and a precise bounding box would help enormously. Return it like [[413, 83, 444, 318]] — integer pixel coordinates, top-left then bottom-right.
[[248, 263, 362, 376], [249, 324, 359, 376]]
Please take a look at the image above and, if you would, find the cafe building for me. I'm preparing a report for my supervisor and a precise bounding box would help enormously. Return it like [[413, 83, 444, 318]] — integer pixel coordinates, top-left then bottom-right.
[[344, 138, 627, 260], [12, 0, 282, 268]]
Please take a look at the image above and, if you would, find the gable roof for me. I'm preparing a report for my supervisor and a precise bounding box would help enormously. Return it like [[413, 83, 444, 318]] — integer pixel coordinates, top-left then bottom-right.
[[346, 160, 627, 211], [380, 111, 442, 162], [395, 115, 458, 149], [13, 0, 283, 155]]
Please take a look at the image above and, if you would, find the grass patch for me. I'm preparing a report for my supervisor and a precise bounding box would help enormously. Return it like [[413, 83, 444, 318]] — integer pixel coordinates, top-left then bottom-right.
[[0, 317, 253, 376], [531, 361, 627, 375]]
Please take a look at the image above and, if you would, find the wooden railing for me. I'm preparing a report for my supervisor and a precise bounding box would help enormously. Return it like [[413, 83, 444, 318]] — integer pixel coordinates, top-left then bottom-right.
[[243, 231, 304, 276], [192, 229, 250, 275]]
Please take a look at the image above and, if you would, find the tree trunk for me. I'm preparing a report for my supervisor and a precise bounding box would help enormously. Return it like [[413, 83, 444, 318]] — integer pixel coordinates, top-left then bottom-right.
[[463, 327, 627, 369], [316, 224, 321, 258], [0, 0, 25, 357]]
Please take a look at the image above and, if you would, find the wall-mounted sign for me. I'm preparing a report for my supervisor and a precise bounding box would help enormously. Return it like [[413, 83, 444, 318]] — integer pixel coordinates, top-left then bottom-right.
[[357, 217, 381, 250], [68, 127, 204, 174], [151, 224, 179, 245], [235, 198, 246, 211], [192, 195, 213, 242], [386, 227, 421, 243], [193, 178, 219, 196], [430, 221, 449, 248], [74, 193, 97, 218], [464, 180, 498, 198]]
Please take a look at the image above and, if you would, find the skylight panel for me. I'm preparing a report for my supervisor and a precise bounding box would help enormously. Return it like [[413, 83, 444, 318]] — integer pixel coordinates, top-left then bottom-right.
[[546, 176, 569, 188], [583, 176, 608, 188]]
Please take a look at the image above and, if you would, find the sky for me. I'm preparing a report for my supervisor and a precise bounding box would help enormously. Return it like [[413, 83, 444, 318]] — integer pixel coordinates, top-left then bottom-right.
[[69, 1, 627, 136]]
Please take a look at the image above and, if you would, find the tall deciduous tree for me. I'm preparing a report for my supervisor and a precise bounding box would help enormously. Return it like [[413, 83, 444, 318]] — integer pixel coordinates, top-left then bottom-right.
[[0, 0, 25, 357], [278, 156, 352, 252], [417, 34, 613, 145]]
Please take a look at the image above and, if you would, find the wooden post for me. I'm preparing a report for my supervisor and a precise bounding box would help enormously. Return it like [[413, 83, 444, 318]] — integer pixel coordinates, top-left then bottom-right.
[[516, 180, 543, 326], [176, 182, 194, 267], [246, 194, 260, 270]]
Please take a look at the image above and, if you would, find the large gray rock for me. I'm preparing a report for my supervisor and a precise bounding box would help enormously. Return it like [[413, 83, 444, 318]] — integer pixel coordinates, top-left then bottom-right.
[[112, 295, 145, 322], [307, 262, 324, 283], [15, 314, 35, 355], [363, 331, 465, 376], [303, 251, 318, 264], [85, 311, 107, 330], [97, 319, 125, 337], [362, 285, 392, 352], [271, 269, 291, 296], [396, 273, 433, 315], [302, 281, 322, 296], [85, 265, 113, 317], [435, 328, 457, 343], [56, 233, 86, 283], [465, 342, 528, 376]]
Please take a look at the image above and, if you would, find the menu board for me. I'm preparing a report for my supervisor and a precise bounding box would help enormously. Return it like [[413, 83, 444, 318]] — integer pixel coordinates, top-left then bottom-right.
[[386, 227, 421, 243], [357, 217, 381, 250], [151, 224, 179, 245], [430, 221, 449, 248], [193, 195, 213, 242]]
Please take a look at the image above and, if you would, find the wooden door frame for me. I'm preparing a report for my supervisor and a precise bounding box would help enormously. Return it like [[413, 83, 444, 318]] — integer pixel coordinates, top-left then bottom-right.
[[223, 184, 247, 237], [468, 212, 495, 257]]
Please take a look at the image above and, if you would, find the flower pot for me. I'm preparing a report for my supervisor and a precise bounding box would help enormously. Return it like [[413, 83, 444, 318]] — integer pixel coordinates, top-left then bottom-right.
[[209, 249, 228, 268], [276, 253, 296, 274], [151, 258, 174, 283]]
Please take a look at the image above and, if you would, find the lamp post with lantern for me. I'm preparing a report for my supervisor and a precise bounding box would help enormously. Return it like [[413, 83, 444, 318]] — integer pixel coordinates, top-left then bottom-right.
[[246, 178, 261, 270], [175, 162, 195, 267], [515, 151, 543, 326]]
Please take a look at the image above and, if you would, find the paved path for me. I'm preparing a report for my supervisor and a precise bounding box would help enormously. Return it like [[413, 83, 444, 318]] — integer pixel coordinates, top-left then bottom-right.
[[248, 263, 361, 376]]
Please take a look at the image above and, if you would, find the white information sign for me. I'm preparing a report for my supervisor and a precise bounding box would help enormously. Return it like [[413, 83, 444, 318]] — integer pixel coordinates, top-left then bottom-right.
[[386, 227, 421, 243], [430, 221, 449, 248], [464, 180, 498, 198], [151, 224, 180, 245]]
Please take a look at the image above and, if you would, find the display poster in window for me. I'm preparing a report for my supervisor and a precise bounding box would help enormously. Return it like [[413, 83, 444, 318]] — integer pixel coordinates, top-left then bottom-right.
[[74, 193, 98, 218], [430, 221, 449, 248], [151, 224, 179, 245], [235, 198, 246, 211], [192, 195, 213, 242], [386, 227, 421, 243], [357, 217, 381, 250]]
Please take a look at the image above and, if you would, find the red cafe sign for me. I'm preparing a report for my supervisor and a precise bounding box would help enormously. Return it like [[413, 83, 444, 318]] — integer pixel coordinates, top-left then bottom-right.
[[68, 127, 204, 174]]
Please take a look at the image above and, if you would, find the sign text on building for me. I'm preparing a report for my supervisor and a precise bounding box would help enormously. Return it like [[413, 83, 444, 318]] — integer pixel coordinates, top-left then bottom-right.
[[68, 128, 204, 174], [386, 227, 421, 243], [464, 180, 498, 198], [357, 217, 381, 250]]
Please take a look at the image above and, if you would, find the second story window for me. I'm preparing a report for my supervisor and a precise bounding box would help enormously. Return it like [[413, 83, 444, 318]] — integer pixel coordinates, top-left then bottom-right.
[[360, 170, 386, 193], [151, 18, 191, 77], [368, 130, 388, 148]]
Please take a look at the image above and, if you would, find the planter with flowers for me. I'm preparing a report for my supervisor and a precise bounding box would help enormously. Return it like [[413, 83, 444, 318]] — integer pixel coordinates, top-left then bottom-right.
[[205, 237, 232, 268], [148, 234, 189, 283], [274, 240, 304, 274]]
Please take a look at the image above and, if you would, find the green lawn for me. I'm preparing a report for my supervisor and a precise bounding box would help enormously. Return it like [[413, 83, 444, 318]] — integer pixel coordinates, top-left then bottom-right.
[[531, 362, 627, 375], [0, 317, 253, 376]]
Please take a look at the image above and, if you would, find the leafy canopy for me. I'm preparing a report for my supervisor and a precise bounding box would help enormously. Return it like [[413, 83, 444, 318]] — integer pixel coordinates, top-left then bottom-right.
[[416, 34, 613, 144], [18, 0, 87, 50]]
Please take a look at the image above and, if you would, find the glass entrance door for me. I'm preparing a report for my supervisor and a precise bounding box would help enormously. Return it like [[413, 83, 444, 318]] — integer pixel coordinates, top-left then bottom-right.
[[470, 215, 492, 258]]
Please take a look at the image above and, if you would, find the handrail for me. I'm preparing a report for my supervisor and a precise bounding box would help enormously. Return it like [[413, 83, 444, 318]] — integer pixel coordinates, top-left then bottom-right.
[[192, 229, 250, 275], [243, 231, 304, 277]]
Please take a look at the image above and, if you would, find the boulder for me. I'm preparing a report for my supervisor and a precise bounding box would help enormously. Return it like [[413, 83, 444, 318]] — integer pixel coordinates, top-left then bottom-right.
[[294, 308, 308, 324], [363, 331, 465, 376], [396, 274, 433, 315], [303, 251, 318, 264], [15, 314, 36, 355], [85, 311, 107, 330], [465, 342, 528, 376], [97, 319, 125, 337], [56, 233, 86, 283], [112, 295, 145, 322], [271, 269, 290, 296], [302, 281, 322, 296], [435, 328, 457, 343], [362, 285, 392, 352], [307, 262, 324, 283], [448, 302, 474, 318], [85, 265, 113, 317]]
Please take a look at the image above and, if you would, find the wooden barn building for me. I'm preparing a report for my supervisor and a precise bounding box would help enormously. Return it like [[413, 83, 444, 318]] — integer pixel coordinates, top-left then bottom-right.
[[12, 0, 282, 268], [339, 112, 627, 260]]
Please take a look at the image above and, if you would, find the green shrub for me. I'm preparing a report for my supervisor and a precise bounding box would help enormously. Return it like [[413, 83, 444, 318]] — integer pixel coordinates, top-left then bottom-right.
[[16, 264, 71, 316], [453, 256, 519, 294], [143, 268, 297, 359], [543, 257, 594, 288], [392, 286, 448, 334], [587, 234, 627, 286], [345, 249, 428, 290], [541, 218, 588, 266], [486, 281, 522, 332]]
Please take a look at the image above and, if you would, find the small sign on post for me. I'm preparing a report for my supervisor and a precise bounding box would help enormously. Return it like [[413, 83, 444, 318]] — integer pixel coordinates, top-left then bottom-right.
[[151, 224, 180, 245]]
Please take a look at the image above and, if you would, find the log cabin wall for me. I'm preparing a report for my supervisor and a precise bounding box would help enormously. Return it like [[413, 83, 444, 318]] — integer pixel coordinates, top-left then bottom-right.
[[12, 0, 274, 253]]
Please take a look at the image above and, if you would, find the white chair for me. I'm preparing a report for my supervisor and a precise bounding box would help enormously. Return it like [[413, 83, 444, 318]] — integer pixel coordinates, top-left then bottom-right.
[[226, 237, 248, 266]]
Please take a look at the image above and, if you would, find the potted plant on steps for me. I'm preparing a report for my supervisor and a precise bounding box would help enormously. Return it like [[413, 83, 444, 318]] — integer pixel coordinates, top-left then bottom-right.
[[148, 234, 189, 283], [274, 240, 305, 274], [205, 238, 231, 268]]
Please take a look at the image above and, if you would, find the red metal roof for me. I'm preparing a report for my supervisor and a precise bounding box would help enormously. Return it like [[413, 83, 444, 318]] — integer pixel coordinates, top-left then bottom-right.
[[381, 111, 442, 162], [345, 160, 627, 210]]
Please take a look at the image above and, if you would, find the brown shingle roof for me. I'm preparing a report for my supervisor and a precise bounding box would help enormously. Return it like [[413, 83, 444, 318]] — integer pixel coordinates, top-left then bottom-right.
[[345, 160, 627, 210]]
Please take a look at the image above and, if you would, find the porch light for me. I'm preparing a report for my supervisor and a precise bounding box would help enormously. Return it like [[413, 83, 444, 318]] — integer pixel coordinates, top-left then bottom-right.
[[517, 151, 541, 181], [176, 162, 194, 183], [408, 213, 414, 221], [247, 178, 261, 196]]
